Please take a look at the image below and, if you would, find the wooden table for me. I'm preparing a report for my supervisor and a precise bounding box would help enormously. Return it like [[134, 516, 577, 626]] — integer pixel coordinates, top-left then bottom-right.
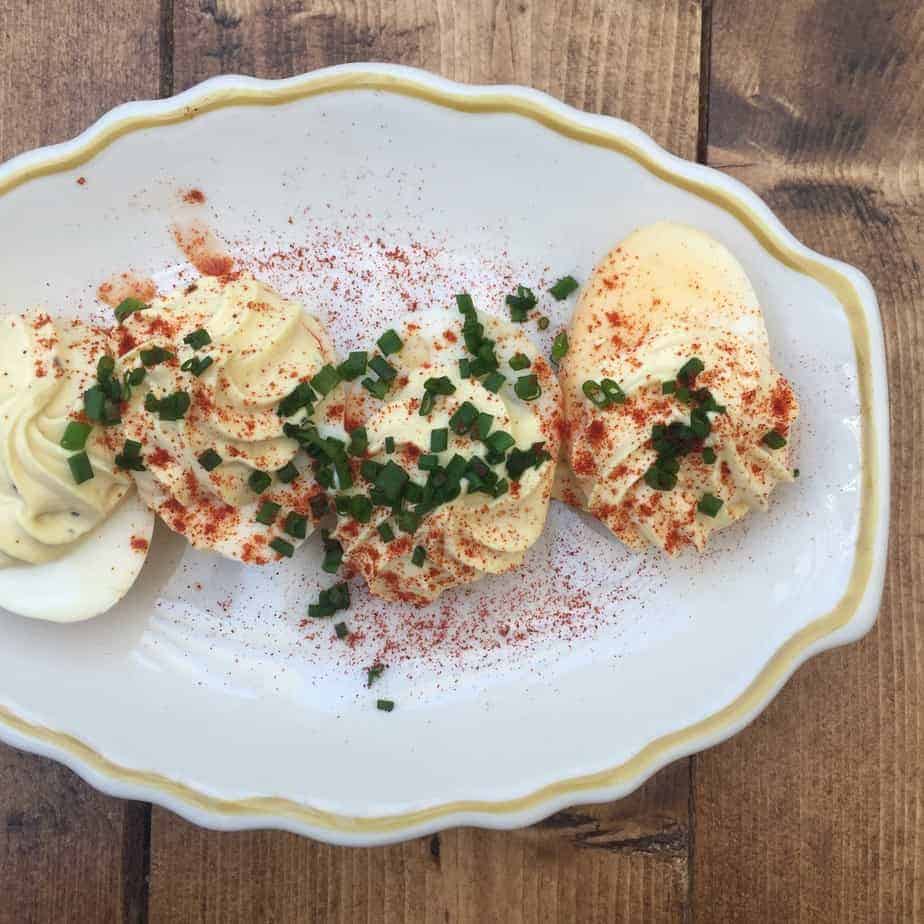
[[0, 1, 919, 921]]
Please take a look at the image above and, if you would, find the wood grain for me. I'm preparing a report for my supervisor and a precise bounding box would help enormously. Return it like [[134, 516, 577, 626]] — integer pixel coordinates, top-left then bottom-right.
[[149, 2, 704, 921], [694, 1, 923, 921], [173, 0, 703, 158], [149, 760, 690, 923], [0, 2, 161, 922]]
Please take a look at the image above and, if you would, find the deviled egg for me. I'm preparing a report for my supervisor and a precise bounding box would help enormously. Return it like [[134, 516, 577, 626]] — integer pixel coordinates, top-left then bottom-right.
[[558, 222, 799, 554]]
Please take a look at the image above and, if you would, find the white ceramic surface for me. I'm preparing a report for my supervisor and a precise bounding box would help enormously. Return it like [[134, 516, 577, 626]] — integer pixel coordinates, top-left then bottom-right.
[[0, 65, 889, 845]]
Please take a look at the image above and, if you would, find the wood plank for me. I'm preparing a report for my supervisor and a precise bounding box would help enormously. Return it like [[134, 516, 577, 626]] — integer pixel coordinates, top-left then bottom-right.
[[152, 2, 704, 920], [172, 0, 702, 158], [694, 2, 923, 921], [149, 759, 689, 923], [0, 2, 162, 922]]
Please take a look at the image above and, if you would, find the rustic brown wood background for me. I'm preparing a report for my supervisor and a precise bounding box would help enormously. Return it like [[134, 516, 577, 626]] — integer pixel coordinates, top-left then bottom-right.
[[0, 0, 919, 921]]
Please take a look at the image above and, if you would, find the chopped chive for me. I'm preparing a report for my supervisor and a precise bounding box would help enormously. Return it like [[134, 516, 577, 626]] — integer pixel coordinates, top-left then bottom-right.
[[60, 421, 92, 451], [514, 374, 541, 401], [68, 451, 93, 485], [385, 436, 395, 454], [662, 380, 677, 395], [537, 316, 550, 330], [338, 351, 368, 381], [455, 293, 475, 314], [333, 455, 353, 490], [481, 371, 506, 393], [419, 392, 435, 417], [549, 275, 579, 300], [284, 512, 308, 539], [506, 284, 537, 322], [115, 438, 145, 472], [484, 431, 515, 454], [183, 328, 211, 349], [375, 461, 409, 504], [84, 386, 106, 422], [377, 521, 395, 543], [156, 391, 190, 421], [492, 478, 509, 498], [350, 495, 373, 523], [361, 376, 390, 399], [411, 545, 427, 567], [509, 353, 531, 371], [430, 428, 448, 452], [698, 493, 724, 517], [763, 430, 787, 449], [309, 494, 329, 519], [424, 376, 456, 396], [361, 459, 384, 482], [270, 537, 294, 558], [676, 386, 692, 404], [458, 358, 471, 378], [376, 329, 403, 355], [476, 412, 493, 440], [551, 332, 569, 363], [248, 470, 272, 494], [418, 454, 439, 471], [256, 500, 281, 525], [114, 297, 147, 323], [366, 664, 386, 687], [348, 427, 368, 457], [376, 699, 395, 712], [601, 379, 626, 405], [97, 354, 115, 383], [702, 447, 717, 464], [368, 355, 397, 382], [677, 357, 705, 384], [322, 534, 344, 573], [449, 401, 478, 434], [793, 468, 801, 478], [180, 355, 213, 377], [276, 461, 299, 483], [311, 364, 341, 397], [198, 449, 222, 471], [140, 346, 174, 367], [278, 381, 316, 418], [126, 367, 146, 387], [334, 621, 349, 640]]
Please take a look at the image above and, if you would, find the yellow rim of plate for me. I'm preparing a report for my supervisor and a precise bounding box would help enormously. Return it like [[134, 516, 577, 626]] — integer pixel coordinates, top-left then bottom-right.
[[0, 69, 881, 837]]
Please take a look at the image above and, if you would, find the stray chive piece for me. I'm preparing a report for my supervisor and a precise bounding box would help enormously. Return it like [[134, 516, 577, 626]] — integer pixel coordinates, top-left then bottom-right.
[[276, 461, 299, 484], [308, 582, 350, 619], [248, 470, 272, 494], [377, 329, 403, 356], [311, 364, 341, 397], [198, 448, 222, 471], [662, 380, 676, 395], [551, 331, 569, 363], [183, 328, 211, 349], [377, 699, 395, 712], [702, 447, 717, 465], [60, 421, 92, 452], [430, 428, 449, 452], [698, 493, 724, 518], [368, 355, 397, 382], [506, 284, 538, 322], [97, 354, 115, 383], [411, 545, 427, 567], [509, 352, 531, 371], [366, 663, 386, 687], [549, 275, 580, 300], [338, 351, 368, 381], [114, 297, 147, 323], [537, 316, 550, 331], [334, 621, 349, 640], [361, 376, 390, 400], [180, 355, 213, 377], [256, 500, 281, 525], [348, 427, 368, 457], [115, 439, 145, 472], [763, 430, 787, 450], [384, 436, 396, 454], [270, 537, 294, 558], [377, 521, 395, 542], [322, 533, 344, 574], [284, 512, 308, 540], [482, 372, 506, 393], [514, 374, 541, 402], [140, 346, 174, 367], [68, 451, 93, 485]]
